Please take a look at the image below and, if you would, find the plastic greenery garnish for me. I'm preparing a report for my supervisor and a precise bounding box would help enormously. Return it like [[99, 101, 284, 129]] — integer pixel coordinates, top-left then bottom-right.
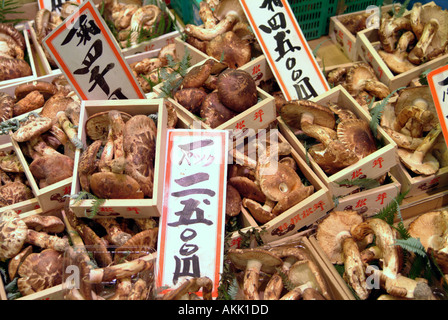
[[156, 49, 192, 99], [66, 191, 106, 218], [0, 0, 24, 24]]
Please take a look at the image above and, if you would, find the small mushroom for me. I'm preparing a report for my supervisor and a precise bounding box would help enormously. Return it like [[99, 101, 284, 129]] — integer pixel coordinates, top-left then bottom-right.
[[271, 185, 314, 215], [78, 139, 102, 192], [0, 181, 34, 206], [25, 229, 69, 252], [378, 31, 417, 74], [344, 62, 391, 99], [162, 277, 213, 300], [226, 184, 242, 218], [200, 91, 237, 128], [229, 176, 266, 203], [0, 92, 14, 122], [11, 116, 53, 143], [96, 218, 132, 247], [397, 125, 441, 175], [29, 153, 74, 188], [21, 214, 65, 233], [76, 224, 113, 268], [13, 91, 45, 117], [378, 15, 412, 53], [174, 87, 208, 114], [227, 248, 283, 300], [337, 118, 377, 159], [242, 198, 276, 224], [0, 209, 28, 261], [8, 245, 32, 280], [114, 228, 158, 263], [14, 81, 58, 101]]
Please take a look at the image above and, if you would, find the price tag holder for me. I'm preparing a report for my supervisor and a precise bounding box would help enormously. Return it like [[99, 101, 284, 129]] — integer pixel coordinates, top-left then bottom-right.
[[428, 64, 448, 148], [38, 0, 82, 13], [239, 0, 329, 101], [156, 130, 229, 299], [43, 0, 145, 100]]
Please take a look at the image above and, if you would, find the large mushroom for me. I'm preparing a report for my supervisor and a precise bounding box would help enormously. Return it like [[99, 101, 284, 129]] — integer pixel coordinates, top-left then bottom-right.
[[316, 210, 370, 299], [227, 248, 283, 300], [0, 209, 27, 261]]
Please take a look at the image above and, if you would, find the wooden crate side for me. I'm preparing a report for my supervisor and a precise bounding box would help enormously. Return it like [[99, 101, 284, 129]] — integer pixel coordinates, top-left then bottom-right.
[[69, 99, 167, 218], [329, 16, 358, 61]]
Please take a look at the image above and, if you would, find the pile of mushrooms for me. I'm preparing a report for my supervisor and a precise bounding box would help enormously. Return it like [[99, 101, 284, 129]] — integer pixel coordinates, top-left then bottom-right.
[[63, 207, 158, 300], [0, 149, 34, 207], [228, 129, 314, 225], [102, 0, 171, 48], [380, 85, 444, 176], [9, 80, 80, 188], [0, 23, 32, 81], [184, 0, 260, 69], [377, 2, 448, 74], [0, 209, 69, 297], [0, 75, 75, 124], [129, 43, 176, 93], [326, 62, 391, 108], [316, 210, 436, 300], [226, 245, 331, 300], [280, 100, 377, 175], [78, 109, 157, 199], [172, 58, 258, 128]]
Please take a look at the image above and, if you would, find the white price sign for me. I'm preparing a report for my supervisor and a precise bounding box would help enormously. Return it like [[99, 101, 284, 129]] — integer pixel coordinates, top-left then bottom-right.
[[43, 0, 145, 100], [239, 0, 329, 100], [38, 0, 82, 13], [156, 130, 228, 298], [428, 64, 448, 148]]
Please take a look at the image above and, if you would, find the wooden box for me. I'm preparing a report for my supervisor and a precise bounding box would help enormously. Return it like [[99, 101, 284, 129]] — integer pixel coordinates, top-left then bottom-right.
[[356, 3, 448, 91], [227, 117, 333, 246], [287, 85, 398, 198], [0, 143, 40, 214], [153, 57, 276, 131], [329, 4, 397, 62], [333, 173, 401, 217], [0, 22, 38, 89], [69, 98, 167, 218]]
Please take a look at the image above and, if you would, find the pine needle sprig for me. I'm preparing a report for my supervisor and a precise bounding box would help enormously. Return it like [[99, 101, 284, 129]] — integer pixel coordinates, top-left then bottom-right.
[[336, 177, 381, 191]]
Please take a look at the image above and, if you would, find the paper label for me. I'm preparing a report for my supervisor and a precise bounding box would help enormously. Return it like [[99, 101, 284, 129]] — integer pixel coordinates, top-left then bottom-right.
[[239, 0, 329, 101], [43, 0, 145, 100], [156, 130, 228, 298], [428, 64, 448, 149], [38, 0, 82, 13]]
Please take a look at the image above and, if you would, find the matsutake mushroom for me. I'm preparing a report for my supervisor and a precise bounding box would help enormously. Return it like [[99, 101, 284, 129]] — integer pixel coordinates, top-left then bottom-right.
[[316, 210, 370, 299], [0, 209, 27, 261], [378, 31, 417, 74], [162, 277, 213, 300], [351, 217, 435, 300], [17, 248, 63, 296], [407, 3, 448, 65], [227, 248, 283, 300]]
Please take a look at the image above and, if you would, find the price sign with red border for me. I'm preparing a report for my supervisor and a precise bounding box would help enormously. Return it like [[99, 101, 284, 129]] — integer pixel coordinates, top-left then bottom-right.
[[43, 0, 145, 100], [38, 0, 82, 12], [428, 64, 448, 148], [156, 130, 228, 298], [239, 0, 329, 101]]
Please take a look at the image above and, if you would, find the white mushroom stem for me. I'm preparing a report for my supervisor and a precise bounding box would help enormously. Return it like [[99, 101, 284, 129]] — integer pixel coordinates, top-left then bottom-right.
[[26, 229, 69, 251], [89, 252, 156, 284], [408, 19, 439, 65], [342, 237, 370, 300], [280, 281, 313, 300], [185, 14, 237, 41], [244, 259, 264, 300], [96, 218, 132, 247], [57, 111, 82, 149]]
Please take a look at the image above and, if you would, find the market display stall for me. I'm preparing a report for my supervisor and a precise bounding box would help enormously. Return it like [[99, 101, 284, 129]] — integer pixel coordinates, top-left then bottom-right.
[[1, 0, 448, 302]]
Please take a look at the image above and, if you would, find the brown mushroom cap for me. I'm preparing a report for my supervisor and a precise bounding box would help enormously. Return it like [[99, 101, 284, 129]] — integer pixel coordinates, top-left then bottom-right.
[[17, 248, 63, 296], [40, 95, 79, 121], [181, 58, 215, 89], [280, 100, 336, 132], [200, 91, 237, 128], [0, 181, 34, 206], [206, 31, 252, 69], [0, 209, 28, 261], [114, 228, 158, 263], [242, 198, 276, 224], [89, 172, 144, 199], [78, 139, 102, 192], [77, 224, 112, 268], [228, 176, 266, 203], [227, 248, 283, 274], [0, 57, 32, 81], [85, 110, 132, 142], [29, 153, 74, 188], [0, 23, 26, 51], [14, 81, 58, 101], [21, 215, 65, 233], [256, 161, 302, 202], [272, 185, 314, 215], [174, 87, 208, 114], [8, 245, 32, 280], [216, 68, 258, 113], [123, 115, 157, 198], [408, 210, 448, 251], [0, 92, 14, 122], [226, 184, 242, 217], [337, 119, 377, 159], [11, 116, 53, 142], [316, 210, 364, 264]]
